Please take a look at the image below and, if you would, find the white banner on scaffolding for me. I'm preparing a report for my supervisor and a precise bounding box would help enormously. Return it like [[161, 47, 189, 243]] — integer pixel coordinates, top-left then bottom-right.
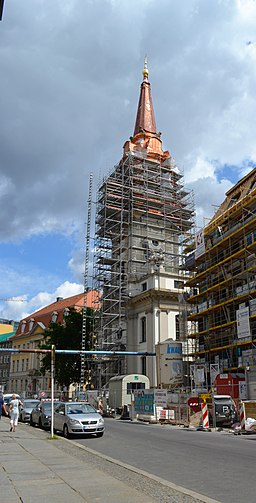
[[195, 228, 205, 259], [210, 364, 220, 386], [236, 306, 250, 339], [191, 365, 206, 385]]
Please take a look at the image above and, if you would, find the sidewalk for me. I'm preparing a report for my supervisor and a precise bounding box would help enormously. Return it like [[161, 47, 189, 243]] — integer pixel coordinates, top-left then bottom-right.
[[0, 417, 154, 503]]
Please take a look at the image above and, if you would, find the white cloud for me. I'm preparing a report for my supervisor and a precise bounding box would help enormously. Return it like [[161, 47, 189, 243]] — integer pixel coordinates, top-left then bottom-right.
[[0, 281, 83, 321], [185, 155, 216, 184]]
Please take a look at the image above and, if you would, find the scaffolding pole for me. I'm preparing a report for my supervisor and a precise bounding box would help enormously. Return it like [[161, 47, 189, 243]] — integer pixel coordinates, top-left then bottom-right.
[[80, 172, 93, 389]]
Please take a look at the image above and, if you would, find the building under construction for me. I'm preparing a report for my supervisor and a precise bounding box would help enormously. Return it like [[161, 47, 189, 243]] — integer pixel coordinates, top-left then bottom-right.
[[184, 168, 256, 396], [93, 60, 194, 388]]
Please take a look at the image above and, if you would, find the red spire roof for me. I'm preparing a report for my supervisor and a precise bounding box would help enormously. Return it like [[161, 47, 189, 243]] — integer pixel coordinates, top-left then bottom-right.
[[133, 57, 156, 136]]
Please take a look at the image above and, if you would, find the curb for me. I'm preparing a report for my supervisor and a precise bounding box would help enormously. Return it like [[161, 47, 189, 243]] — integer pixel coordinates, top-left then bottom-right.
[[59, 435, 222, 503]]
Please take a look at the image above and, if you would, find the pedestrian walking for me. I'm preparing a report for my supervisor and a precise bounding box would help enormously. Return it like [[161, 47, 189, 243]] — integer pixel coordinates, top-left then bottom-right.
[[9, 394, 22, 432], [0, 392, 7, 419]]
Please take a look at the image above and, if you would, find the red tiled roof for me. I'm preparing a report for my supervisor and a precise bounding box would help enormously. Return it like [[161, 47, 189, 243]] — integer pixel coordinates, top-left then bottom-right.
[[11, 290, 100, 340]]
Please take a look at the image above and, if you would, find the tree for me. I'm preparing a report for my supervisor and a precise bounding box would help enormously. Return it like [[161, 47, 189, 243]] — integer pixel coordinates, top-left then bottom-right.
[[40, 308, 95, 389]]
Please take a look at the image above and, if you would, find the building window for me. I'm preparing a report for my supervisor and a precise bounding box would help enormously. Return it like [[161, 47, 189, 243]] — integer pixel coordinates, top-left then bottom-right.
[[21, 321, 26, 333], [127, 382, 146, 394], [141, 356, 146, 376], [140, 317, 146, 343], [26, 358, 29, 371], [174, 280, 184, 289], [142, 282, 147, 292], [246, 233, 253, 246], [16, 360, 19, 372], [12, 361, 15, 372], [51, 312, 58, 323], [29, 319, 34, 331], [21, 359, 24, 372]]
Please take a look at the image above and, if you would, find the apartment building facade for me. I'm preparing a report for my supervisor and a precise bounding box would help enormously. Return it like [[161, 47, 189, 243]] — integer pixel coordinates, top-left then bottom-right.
[[185, 168, 256, 397]]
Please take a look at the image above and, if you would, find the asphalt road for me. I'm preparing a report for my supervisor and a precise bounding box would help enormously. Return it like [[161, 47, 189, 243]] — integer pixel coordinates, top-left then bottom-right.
[[76, 419, 256, 503]]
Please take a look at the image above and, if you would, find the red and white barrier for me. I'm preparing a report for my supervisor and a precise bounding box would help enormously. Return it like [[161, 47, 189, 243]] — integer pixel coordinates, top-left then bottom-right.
[[201, 402, 209, 429], [240, 403, 246, 431], [98, 398, 103, 415]]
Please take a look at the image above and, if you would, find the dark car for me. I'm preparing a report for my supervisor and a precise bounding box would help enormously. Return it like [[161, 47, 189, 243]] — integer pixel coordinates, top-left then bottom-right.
[[209, 395, 238, 427], [30, 401, 60, 429], [19, 399, 40, 422]]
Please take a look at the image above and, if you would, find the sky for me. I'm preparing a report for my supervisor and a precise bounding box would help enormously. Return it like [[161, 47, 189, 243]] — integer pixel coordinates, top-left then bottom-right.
[[0, 0, 256, 321]]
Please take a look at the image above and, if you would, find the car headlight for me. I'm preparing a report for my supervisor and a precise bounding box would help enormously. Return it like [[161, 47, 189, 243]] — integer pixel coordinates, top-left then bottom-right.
[[69, 419, 80, 425], [99, 418, 104, 425], [45, 415, 49, 419]]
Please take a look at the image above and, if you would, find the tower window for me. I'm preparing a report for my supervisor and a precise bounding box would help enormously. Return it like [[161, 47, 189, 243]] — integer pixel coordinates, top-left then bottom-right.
[[174, 280, 184, 289], [142, 282, 147, 292], [140, 317, 146, 342], [141, 356, 146, 375]]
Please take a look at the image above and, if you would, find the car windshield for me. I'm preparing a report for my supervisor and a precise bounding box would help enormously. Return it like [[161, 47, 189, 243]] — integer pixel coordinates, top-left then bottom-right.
[[24, 401, 39, 408], [42, 401, 60, 410], [42, 403, 54, 412], [67, 404, 96, 414]]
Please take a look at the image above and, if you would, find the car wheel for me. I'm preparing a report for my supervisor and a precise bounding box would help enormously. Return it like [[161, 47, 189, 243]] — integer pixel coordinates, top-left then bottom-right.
[[53, 428, 57, 434], [30, 416, 35, 427], [96, 432, 104, 438], [63, 424, 69, 439]]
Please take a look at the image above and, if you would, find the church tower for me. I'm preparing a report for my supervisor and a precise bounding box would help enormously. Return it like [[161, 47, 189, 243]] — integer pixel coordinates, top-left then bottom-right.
[[94, 60, 194, 387]]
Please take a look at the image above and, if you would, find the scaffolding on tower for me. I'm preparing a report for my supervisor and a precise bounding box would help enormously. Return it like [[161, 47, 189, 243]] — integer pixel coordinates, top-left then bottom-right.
[[93, 151, 195, 388]]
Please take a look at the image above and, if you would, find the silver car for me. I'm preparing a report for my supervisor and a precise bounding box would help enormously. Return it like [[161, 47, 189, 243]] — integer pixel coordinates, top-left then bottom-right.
[[53, 402, 105, 438], [30, 401, 60, 429], [19, 399, 40, 422]]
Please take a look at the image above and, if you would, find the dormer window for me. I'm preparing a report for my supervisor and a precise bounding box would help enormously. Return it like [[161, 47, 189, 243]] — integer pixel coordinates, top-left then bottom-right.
[[51, 311, 58, 323], [63, 308, 70, 317], [29, 318, 34, 331], [21, 321, 26, 333]]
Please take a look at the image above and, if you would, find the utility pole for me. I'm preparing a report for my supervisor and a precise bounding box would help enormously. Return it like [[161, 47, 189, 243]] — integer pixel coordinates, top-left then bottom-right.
[[50, 345, 55, 438]]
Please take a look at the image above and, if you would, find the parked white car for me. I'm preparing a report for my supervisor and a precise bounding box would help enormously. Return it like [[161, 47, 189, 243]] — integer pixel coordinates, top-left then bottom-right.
[[54, 402, 105, 438]]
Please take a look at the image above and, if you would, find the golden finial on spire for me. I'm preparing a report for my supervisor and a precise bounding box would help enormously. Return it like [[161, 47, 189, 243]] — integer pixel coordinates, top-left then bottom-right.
[[143, 55, 149, 80]]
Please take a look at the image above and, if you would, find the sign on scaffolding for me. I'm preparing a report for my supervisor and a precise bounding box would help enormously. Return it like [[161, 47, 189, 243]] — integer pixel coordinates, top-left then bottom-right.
[[195, 228, 205, 259], [190, 364, 206, 386], [236, 306, 250, 339], [210, 363, 220, 386]]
